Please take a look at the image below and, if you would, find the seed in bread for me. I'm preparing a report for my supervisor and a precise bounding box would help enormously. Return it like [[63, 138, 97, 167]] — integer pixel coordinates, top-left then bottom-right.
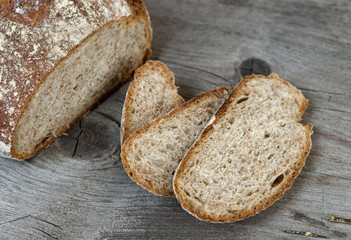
[[174, 73, 313, 222]]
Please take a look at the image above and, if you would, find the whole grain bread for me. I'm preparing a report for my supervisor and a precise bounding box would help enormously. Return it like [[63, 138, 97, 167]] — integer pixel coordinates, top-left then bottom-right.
[[121, 61, 184, 143], [0, 0, 152, 160], [121, 87, 231, 197], [174, 73, 313, 222]]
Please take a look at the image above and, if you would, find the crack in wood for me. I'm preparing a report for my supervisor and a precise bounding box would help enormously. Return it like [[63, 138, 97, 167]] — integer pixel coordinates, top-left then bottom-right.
[[0, 215, 31, 226], [32, 216, 62, 229], [32, 227, 58, 240], [283, 230, 327, 238], [328, 215, 351, 225], [72, 120, 83, 158], [291, 213, 347, 238], [294, 212, 327, 228], [0, 215, 62, 232]]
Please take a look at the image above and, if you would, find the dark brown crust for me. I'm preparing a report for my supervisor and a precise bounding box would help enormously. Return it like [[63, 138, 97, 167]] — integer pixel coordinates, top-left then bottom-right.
[[121, 87, 229, 197], [122, 60, 185, 142], [174, 73, 313, 223], [8, 1, 152, 160], [126, 0, 148, 16]]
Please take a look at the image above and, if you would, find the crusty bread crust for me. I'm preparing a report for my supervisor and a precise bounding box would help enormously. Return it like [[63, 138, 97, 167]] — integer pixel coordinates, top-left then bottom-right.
[[0, 0, 152, 159], [121, 87, 230, 197], [174, 73, 313, 222], [121, 60, 184, 143]]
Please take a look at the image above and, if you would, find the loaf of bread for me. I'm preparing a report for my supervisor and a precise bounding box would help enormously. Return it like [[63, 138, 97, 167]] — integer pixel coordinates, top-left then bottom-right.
[[121, 60, 184, 143], [174, 73, 313, 222], [121, 87, 231, 197], [0, 0, 152, 159]]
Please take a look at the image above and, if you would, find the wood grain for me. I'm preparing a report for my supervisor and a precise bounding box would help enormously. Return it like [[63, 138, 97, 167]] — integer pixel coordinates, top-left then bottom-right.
[[1, 0, 351, 239]]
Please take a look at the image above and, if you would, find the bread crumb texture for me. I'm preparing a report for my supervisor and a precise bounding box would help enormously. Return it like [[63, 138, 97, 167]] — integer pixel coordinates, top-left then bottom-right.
[[122, 60, 184, 142], [174, 73, 313, 222]]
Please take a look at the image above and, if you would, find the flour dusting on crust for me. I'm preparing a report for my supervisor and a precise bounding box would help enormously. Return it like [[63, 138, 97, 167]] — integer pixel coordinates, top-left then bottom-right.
[[0, 140, 11, 158]]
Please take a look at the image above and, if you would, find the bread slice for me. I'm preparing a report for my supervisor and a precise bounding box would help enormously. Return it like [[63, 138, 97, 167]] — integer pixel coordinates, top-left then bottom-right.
[[0, 0, 152, 160], [174, 73, 313, 222], [121, 87, 231, 197], [121, 61, 184, 143]]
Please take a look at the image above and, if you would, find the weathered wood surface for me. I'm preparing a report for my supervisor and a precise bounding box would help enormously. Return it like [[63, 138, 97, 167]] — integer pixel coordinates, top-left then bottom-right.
[[1, 0, 351, 239]]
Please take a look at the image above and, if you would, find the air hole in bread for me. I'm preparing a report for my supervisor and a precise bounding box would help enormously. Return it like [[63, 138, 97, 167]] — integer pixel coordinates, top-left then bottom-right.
[[264, 132, 270, 138], [134, 155, 141, 162], [241, 176, 248, 181], [184, 189, 190, 197], [236, 96, 249, 104], [228, 117, 234, 125], [268, 153, 274, 160], [226, 209, 239, 215], [194, 196, 201, 202], [271, 174, 284, 187]]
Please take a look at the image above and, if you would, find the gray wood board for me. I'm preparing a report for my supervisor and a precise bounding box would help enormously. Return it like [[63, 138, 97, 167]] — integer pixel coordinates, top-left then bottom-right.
[[1, 0, 351, 239]]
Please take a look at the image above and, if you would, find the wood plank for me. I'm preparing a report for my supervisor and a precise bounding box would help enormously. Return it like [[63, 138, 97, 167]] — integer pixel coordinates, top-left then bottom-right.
[[1, 0, 351, 239]]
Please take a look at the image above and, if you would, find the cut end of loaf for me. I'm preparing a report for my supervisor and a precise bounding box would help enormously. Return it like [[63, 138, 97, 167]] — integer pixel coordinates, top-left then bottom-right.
[[174, 73, 313, 223], [121, 60, 184, 143], [121, 87, 231, 197], [11, 17, 151, 160]]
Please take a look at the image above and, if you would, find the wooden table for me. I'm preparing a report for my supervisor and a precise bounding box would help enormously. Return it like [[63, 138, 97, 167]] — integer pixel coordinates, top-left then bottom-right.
[[1, 0, 350, 239]]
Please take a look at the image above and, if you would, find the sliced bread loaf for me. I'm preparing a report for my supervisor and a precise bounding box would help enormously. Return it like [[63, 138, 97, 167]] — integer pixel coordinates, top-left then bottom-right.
[[121, 61, 184, 143], [174, 73, 313, 222], [121, 87, 231, 197], [0, 0, 152, 160]]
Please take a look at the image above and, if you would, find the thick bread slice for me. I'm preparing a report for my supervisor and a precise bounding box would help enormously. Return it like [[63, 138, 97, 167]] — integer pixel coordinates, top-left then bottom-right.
[[174, 73, 313, 222], [121, 87, 231, 197], [121, 61, 184, 143]]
